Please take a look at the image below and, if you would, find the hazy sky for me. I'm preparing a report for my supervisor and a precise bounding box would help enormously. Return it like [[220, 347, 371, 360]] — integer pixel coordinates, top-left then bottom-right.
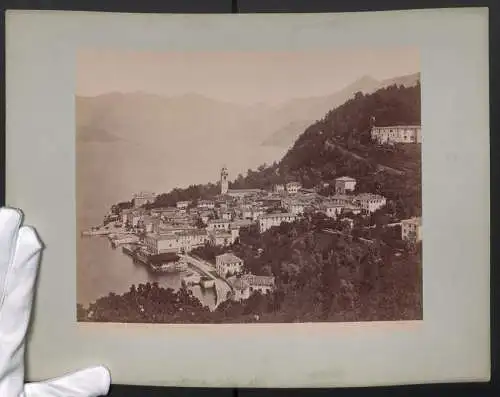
[[76, 48, 419, 105]]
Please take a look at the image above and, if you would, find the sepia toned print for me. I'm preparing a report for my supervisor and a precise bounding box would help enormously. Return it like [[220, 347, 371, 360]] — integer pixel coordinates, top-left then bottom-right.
[[76, 48, 422, 324]]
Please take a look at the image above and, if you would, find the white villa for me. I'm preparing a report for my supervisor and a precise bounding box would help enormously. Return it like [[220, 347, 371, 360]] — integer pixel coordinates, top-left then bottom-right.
[[371, 125, 422, 145], [215, 253, 244, 278]]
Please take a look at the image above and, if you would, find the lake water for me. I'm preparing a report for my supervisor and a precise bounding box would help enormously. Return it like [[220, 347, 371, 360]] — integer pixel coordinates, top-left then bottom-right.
[[77, 235, 216, 309]]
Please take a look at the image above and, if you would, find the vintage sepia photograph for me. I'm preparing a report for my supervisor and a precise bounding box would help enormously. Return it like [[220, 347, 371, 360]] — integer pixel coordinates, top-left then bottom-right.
[[76, 48, 422, 324]]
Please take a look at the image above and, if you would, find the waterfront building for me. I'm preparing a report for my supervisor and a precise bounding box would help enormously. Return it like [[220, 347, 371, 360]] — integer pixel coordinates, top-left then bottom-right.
[[144, 229, 208, 254], [144, 233, 180, 254]]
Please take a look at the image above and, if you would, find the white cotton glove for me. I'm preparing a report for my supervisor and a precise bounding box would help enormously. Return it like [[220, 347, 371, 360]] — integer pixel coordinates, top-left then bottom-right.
[[0, 207, 111, 397]]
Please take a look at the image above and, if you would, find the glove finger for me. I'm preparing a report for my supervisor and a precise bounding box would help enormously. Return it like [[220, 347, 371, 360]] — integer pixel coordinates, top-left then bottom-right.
[[0, 225, 43, 329], [24, 366, 111, 397], [0, 207, 23, 305], [0, 215, 42, 396]]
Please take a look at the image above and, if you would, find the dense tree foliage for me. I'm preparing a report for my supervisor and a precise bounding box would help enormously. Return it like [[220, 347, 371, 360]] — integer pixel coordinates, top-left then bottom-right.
[[110, 201, 133, 215], [144, 183, 220, 209]]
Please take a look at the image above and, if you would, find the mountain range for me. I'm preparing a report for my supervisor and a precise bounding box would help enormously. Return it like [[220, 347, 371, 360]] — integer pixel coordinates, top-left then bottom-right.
[[76, 72, 420, 150]]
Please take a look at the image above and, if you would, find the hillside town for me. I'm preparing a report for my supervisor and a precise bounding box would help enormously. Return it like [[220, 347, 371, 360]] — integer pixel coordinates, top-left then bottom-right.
[[82, 124, 422, 312]]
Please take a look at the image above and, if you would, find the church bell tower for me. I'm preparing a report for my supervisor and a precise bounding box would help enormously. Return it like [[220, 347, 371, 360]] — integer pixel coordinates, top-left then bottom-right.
[[220, 166, 229, 195]]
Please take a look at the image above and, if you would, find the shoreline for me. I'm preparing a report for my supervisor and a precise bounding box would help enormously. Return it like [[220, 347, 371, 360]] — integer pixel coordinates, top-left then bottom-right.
[[78, 234, 218, 311]]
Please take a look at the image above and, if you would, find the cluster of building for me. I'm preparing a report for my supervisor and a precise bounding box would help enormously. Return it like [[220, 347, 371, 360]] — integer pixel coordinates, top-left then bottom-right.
[[111, 163, 421, 260]]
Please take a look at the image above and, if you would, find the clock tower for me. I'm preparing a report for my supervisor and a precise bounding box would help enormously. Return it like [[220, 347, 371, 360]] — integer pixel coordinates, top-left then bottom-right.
[[220, 166, 229, 195]]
